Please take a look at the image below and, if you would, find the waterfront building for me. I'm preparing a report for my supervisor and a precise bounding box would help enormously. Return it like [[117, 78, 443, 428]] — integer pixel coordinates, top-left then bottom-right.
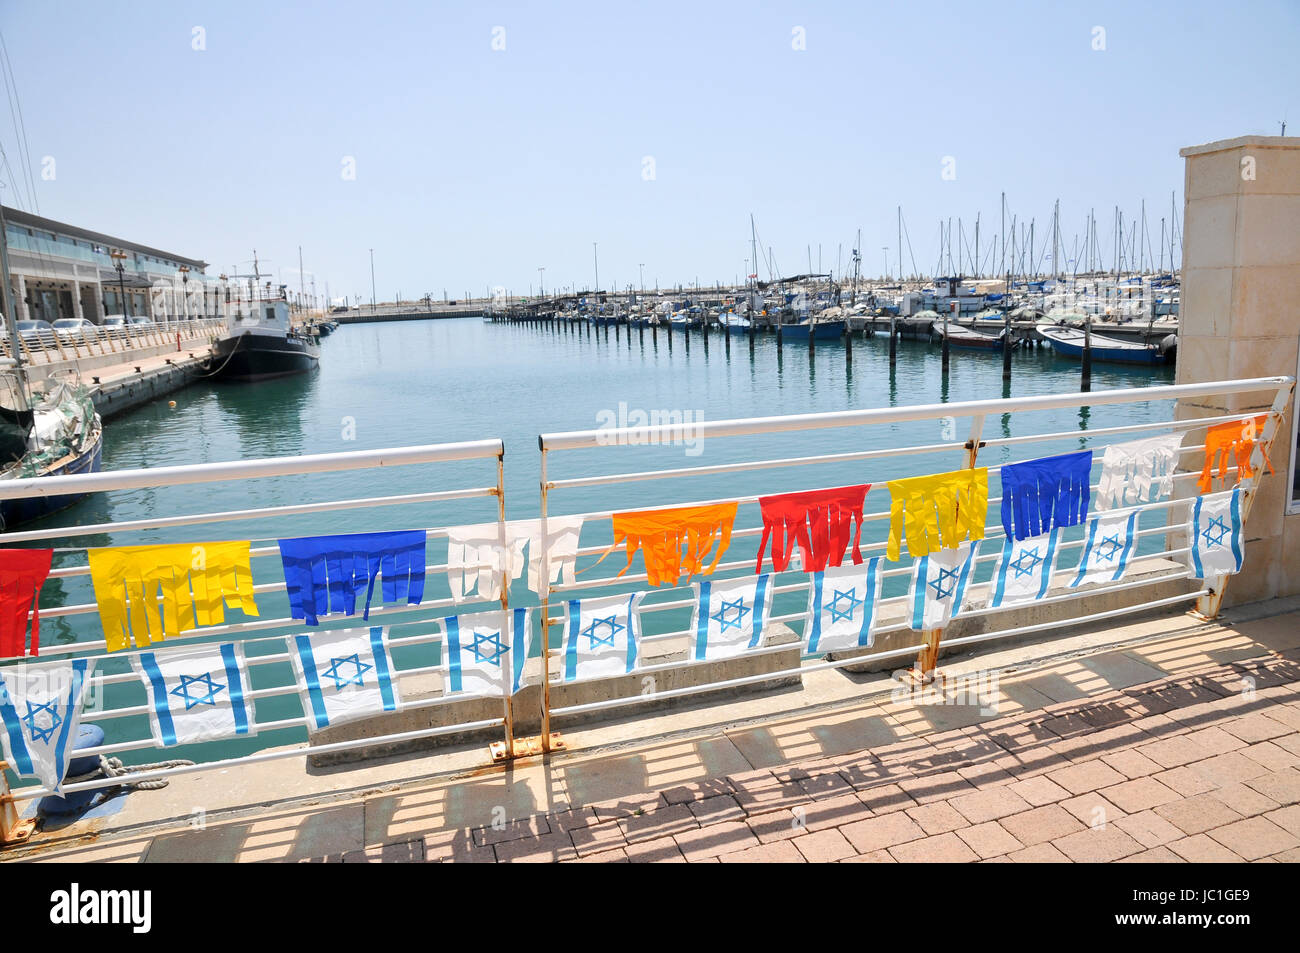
[[1, 205, 211, 324]]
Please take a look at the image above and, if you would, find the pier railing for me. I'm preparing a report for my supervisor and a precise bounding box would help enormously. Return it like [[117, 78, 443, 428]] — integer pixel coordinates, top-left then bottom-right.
[[533, 375, 1294, 746], [2, 317, 227, 366], [0, 376, 1294, 826], [0, 439, 512, 809]]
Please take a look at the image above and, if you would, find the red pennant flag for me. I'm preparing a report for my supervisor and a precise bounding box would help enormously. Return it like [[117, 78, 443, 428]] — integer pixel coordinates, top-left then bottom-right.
[[0, 549, 54, 658], [756, 484, 870, 573]]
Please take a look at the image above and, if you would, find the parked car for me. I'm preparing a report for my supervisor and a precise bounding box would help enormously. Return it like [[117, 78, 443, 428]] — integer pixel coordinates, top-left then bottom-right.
[[101, 314, 129, 328], [128, 316, 153, 327], [52, 317, 99, 344], [14, 320, 57, 348]]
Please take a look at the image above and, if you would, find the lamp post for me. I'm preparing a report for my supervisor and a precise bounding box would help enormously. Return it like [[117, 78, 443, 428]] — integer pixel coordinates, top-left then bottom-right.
[[538, 266, 545, 298], [179, 265, 190, 324], [111, 249, 131, 319]]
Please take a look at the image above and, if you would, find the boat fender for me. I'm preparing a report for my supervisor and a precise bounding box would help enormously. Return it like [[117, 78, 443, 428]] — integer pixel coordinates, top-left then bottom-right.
[[1159, 334, 1178, 357]]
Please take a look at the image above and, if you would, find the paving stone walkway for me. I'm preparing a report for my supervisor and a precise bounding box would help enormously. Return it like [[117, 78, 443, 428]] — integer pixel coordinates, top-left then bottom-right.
[[351, 650, 1300, 863]]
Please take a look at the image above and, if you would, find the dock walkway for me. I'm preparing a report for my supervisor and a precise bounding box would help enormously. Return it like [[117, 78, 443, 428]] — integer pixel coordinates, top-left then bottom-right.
[[9, 599, 1300, 864]]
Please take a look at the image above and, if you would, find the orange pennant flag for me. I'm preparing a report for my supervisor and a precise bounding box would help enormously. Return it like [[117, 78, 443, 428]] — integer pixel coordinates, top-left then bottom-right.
[[608, 503, 738, 587]]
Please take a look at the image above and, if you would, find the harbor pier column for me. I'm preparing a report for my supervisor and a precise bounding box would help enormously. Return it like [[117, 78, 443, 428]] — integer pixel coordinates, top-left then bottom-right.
[[1176, 134, 1300, 604], [15, 274, 30, 321]]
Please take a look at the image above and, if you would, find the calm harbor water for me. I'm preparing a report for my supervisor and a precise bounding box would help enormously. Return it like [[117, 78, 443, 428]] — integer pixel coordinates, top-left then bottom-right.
[[28, 318, 1179, 764]]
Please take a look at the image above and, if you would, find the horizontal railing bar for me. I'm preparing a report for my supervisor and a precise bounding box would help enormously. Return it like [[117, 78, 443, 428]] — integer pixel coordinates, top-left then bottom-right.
[[0, 439, 505, 500], [539, 378, 1291, 451], [7, 715, 507, 801], [5, 487, 499, 545]]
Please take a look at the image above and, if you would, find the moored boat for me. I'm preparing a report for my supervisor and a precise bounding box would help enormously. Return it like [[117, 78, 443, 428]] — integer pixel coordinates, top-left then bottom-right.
[[1036, 322, 1165, 365], [210, 295, 321, 382]]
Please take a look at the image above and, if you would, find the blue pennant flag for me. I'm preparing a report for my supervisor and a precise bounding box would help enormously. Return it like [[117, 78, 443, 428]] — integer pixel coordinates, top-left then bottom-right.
[[443, 608, 528, 697], [999, 450, 1093, 541], [690, 574, 773, 662], [1189, 488, 1245, 579], [0, 658, 95, 792], [989, 529, 1060, 608], [908, 542, 980, 630], [1070, 509, 1139, 588], [278, 531, 427, 626], [132, 642, 255, 747], [805, 558, 884, 653], [562, 592, 643, 683], [291, 626, 399, 732]]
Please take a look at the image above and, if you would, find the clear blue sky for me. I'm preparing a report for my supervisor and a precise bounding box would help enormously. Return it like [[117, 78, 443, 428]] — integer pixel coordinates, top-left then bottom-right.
[[1, 0, 1296, 300]]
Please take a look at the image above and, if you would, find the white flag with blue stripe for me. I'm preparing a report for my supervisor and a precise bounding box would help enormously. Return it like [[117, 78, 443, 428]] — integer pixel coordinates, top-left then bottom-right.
[[690, 574, 773, 661], [133, 642, 255, 747], [1189, 489, 1245, 579], [442, 608, 528, 697], [989, 529, 1060, 608], [291, 626, 400, 733], [1070, 509, 1139, 588], [908, 542, 980, 630], [0, 658, 95, 792], [804, 558, 884, 653], [562, 592, 643, 683]]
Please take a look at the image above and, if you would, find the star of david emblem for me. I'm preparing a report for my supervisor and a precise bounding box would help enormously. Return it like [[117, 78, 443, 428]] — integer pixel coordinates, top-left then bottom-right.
[[928, 565, 960, 601], [1202, 515, 1230, 549], [711, 598, 751, 632], [322, 654, 372, 690], [467, 629, 507, 666], [1097, 533, 1124, 563], [23, 700, 61, 744], [581, 615, 624, 650], [1010, 545, 1043, 579], [828, 587, 863, 624], [170, 672, 226, 710]]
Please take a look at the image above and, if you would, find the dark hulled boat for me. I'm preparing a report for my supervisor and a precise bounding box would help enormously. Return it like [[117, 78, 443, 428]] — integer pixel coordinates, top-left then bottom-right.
[[210, 297, 320, 382]]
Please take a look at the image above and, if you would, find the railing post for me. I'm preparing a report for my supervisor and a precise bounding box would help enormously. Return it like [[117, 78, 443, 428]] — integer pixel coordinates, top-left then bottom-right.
[[538, 446, 556, 752], [914, 413, 986, 681], [0, 760, 36, 847], [1193, 381, 1295, 620]]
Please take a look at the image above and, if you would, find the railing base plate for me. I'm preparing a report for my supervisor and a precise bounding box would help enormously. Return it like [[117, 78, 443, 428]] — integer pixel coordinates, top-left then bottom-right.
[[1, 818, 35, 848], [490, 733, 565, 762]]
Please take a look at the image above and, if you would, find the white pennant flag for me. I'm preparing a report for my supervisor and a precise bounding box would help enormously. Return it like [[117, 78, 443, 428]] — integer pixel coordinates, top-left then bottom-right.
[[1189, 488, 1245, 580], [989, 529, 1060, 608], [291, 626, 400, 732], [1095, 434, 1182, 511], [133, 642, 256, 747], [908, 542, 980, 630], [690, 574, 774, 662], [0, 658, 95, 792], [446, 517, 584, 602], [561, 592, 643, 683], [1070, 509, 1139, 588], [804, 558, 884, 653], [442, 608, 528, 697]]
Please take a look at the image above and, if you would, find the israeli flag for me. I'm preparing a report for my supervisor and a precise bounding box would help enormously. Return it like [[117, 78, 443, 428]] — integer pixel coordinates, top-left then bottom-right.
[[1070, 509, 1139, 588], [908, 542, 980, 630], [443, 608, 528, 697], [989, 529, 1060, 608], [1189, 488, 1245, 579], [805, 558, 884, 653], [0, 658, 95, 792], [133, 643, 255, 747], [291, 626, 399, 733], [562, 592, 643, 683], [690, 574, 773, 662]]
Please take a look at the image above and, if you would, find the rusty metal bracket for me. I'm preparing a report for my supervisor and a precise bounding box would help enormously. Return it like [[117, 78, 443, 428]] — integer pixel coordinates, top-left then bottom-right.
[[489, 733, 565, 762], [0, 762, 35, 848]]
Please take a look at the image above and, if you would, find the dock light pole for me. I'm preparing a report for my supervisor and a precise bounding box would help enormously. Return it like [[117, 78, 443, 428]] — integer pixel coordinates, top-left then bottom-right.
[[369, 248, 376, 314], [593, 243, 599, 296], [111, 249, 131, 319], [638, 263, 644, 296], [538, 267, 545, 298], [179, 265, 190, 324]]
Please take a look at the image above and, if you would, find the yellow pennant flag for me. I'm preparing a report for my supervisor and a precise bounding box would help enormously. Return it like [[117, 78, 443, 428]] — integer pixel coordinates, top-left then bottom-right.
[[886, 468, 989, 561], [87, 541, 260, 652]]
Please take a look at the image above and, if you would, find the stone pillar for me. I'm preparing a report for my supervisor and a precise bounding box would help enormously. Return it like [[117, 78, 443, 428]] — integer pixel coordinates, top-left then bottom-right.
[[1177, 135, 1300, 604], [15, 274, 30, 321], [73, 279, 84, 321]]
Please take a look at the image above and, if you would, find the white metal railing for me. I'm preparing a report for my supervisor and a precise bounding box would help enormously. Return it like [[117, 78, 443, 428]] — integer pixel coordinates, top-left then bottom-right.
[[2, 317, 226, 365], [0, 438, 513, 805], [532, 376, 1295, 744], [0, 376, 1295, 819]]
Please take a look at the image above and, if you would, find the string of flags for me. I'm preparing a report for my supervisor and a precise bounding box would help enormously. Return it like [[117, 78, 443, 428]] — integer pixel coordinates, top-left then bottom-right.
[[0, 422, 1274, 788]]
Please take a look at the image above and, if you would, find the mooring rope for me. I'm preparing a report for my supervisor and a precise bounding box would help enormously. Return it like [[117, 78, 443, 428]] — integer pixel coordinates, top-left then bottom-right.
[[61, 755, 195, 792]]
